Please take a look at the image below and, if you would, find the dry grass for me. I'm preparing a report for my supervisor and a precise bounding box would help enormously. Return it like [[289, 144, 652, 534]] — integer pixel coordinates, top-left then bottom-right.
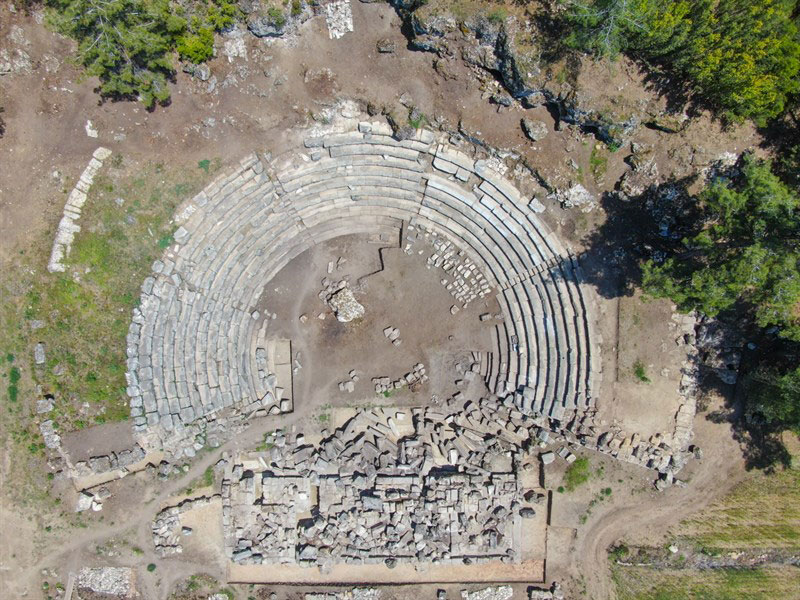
[[612, 566, 800, 600], [679, 467, 800, 552]]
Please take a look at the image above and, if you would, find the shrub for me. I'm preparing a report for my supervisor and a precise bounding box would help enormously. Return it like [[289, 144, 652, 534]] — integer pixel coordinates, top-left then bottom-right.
[[177, 28, 215, 64], [633, 360, 650, 383], [268, 6, 286, 27], [564, 456, 591, 491], [609, 543, 629, 561], [146, 563, 157, 572]]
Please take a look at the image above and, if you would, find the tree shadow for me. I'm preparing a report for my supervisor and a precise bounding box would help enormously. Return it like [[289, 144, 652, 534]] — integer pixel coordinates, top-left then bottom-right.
[[577, 176, 796, 470], [756, 109, 800, 190], [577, 175, 700, 300], [635, 61, 699, 118]]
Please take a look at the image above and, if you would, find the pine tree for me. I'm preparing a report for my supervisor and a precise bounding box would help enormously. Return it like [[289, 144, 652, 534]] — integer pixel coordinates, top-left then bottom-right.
[[643, 156, 800, 340], [48, 0, 187, 108]]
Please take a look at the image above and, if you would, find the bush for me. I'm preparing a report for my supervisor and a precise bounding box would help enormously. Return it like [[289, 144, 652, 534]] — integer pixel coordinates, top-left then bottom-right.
[[268, 6, 286, 27], [564, 456, 591, 491], [146, 563, 157, 572], [177, 27, 214, 64]]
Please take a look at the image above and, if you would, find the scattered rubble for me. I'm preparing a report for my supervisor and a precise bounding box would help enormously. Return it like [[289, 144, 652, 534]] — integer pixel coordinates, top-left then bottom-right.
[[77, 567, 135, 598], [325, 0, 354, 40], [407, 226, 492, 308], [372, 363, 427, 394], [152, 495, 219, 556]]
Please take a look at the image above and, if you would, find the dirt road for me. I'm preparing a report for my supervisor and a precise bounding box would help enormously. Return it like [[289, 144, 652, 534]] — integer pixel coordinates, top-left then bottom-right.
[[567, 400, 748, 599], [14, 408, 315, 599]]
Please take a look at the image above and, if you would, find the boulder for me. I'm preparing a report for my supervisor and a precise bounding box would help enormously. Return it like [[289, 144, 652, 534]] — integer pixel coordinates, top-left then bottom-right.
[[521, 118, 548, 141], [328, 288, 365, 322], [248, 15, 285, 38], [549, 184, 596, 212], [34, 342, 46, 365], [376, 38, 396, 53]]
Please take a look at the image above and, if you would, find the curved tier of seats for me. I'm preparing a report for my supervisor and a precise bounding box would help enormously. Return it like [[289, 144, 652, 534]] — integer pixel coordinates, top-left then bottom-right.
[[126, 124, 599, 456]]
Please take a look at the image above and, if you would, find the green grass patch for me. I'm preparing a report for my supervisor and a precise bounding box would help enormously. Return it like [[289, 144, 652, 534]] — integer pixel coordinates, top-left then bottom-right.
[[633, 360, 650, 383], [487, 7, 507, 23], [589, 145, 608, 181], [157, 234, 173, 249], [564, 456, 591, 492], [408, 109, 426, 130], [613, 565, 800, 600], [202, 465, 215, 487], [0, 159, 218, 445]]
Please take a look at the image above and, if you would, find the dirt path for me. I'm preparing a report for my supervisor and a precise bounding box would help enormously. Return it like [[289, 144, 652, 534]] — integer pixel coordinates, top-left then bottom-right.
[[17, 408, 315, 599], [569, 402, 748, 599]]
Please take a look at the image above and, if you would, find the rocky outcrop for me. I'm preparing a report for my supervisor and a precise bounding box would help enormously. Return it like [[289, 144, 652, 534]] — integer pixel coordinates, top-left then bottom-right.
[[389, 2, 674, 147], [245, 1, 314, 38]]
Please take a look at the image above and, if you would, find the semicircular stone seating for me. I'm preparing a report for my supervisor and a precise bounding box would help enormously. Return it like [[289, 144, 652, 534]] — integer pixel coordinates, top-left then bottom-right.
[[125, 122, 601, 458]]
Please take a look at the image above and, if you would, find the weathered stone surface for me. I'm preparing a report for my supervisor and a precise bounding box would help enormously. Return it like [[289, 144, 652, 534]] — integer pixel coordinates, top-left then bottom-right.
[[328, 287, 365, 322], [522, 118, 548, 141], [376, 38, 396, 53], [549, 184, 596, 212], [34, 342, 46, 365], [461, 586, 513, 600], [248, 15, 285, 37]]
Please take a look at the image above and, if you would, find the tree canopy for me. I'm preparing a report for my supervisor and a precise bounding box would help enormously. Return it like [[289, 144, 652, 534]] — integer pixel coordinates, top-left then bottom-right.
[[642, 156, 800, 340], [49, 0, 184, 108], [564, 0, 800, 123], [47, 0, 240, 108], [747, 365, 800, 433]]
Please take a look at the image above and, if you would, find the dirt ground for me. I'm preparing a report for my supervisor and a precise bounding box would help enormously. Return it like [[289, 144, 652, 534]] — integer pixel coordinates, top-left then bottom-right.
[[258, 234, 497, 412], [0, 2, 765, 599]]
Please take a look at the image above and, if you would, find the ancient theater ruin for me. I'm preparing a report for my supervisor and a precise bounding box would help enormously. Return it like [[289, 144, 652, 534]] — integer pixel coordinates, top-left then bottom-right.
[[132, 124, 691, 582]]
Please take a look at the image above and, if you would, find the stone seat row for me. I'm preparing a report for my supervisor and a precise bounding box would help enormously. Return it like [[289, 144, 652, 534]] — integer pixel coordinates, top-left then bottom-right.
[[127, 128, 597, 451], [273, 145, 593, 416]]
